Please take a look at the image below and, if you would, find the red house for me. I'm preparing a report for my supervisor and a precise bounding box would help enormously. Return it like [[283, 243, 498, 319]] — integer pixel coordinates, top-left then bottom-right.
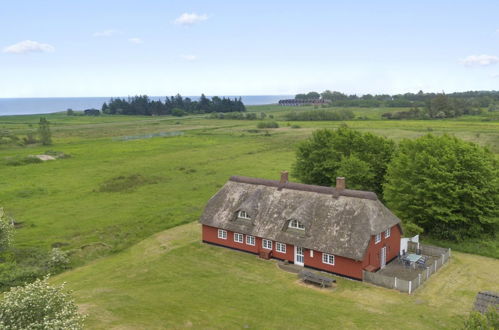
[[200, 172, 402, 280]]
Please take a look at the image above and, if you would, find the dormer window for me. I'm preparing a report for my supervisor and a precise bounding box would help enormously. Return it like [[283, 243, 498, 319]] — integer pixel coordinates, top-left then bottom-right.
[[237, 210, 251, 220], [289, 219, 305, 230]]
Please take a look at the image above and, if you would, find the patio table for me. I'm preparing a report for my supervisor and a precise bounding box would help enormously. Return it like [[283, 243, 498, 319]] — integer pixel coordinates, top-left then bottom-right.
[[402, 253, 422, 268]]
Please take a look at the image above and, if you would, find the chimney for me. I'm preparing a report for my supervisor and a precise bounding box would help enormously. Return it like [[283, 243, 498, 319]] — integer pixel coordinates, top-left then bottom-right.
[[336, 177, 345, 191], [279, 171, 289, 185]]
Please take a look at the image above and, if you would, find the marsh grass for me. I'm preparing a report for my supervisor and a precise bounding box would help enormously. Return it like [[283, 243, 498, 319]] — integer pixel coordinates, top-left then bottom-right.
[[97, 174, 162, 193]]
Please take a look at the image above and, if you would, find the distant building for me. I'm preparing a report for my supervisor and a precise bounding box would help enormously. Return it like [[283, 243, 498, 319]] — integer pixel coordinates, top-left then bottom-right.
[[200, 172, 402, 280], [278, 99, 331, 106]]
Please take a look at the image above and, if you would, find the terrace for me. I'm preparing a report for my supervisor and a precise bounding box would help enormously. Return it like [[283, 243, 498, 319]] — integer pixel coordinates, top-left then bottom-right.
[[364, 242, 451, 293]]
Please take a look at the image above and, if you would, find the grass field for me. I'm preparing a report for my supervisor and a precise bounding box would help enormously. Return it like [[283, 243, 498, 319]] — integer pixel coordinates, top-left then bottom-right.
[[1, 106, 498, 328], [55, 222, 499, 329]]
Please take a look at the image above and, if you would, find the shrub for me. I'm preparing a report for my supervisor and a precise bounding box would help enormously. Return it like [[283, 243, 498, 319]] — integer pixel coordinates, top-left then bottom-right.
[[284, 109, 354, 121], [291, 124, 301, 129], [171, 108, 187, 117], [47, 248, 70, 270], [22, 132, 38, 145], [0, 208, 14, 253], [462, 308, 498, 329], [257, 121, 279, 129], [0, 276, 85, 329]]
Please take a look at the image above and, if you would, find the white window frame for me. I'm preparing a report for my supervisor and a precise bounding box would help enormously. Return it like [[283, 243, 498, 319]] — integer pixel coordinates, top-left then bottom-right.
[[262, 239, 272, 250], [310, 250, 314, 258], [385, 227, 391, 238], [288, 219, 305, 230], [237, 210, 251, 220], [246, 235, 255, 246], [276, 242, 286, 253], [218, 229, 227, 240], [375, 233, 381, 244], [322, 253, 335, 265], [234, 233, 243, 243]]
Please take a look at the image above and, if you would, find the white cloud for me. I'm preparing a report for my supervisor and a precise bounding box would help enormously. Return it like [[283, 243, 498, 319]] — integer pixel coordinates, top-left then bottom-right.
[[461, 54, 499, 66], [128, 37, 143, 44], [174, 13, 208, 25], [3, 40, 55, 54], [181, 55, 198, 61], [93, 29, 119, 37]]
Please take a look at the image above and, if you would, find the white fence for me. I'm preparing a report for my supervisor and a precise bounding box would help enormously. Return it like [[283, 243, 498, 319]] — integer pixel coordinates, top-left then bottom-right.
[[363, 244, 451, 294]]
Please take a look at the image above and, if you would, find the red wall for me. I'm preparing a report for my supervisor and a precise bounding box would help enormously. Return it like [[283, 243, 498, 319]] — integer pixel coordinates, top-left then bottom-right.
[[202, 225, 294, 262], [362, 224, 401, 271], [202, 224, 401, 280], [303, 248, 364, 279]]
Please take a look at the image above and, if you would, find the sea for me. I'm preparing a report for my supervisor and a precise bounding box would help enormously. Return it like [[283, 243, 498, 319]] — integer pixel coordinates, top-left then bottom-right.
[[0, 95, 292, 116]]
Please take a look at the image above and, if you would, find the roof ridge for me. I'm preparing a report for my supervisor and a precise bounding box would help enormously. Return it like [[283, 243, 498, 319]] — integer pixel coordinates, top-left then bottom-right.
[[229, 175, 378, 200]]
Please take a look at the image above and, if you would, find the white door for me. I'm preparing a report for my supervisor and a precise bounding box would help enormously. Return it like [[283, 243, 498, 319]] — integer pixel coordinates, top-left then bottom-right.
[[295, 246, 304, 266], [380, 246, 387, 269]]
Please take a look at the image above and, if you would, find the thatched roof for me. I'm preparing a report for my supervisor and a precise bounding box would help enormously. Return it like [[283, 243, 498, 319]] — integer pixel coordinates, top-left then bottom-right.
[[200, 176, 402, 261]]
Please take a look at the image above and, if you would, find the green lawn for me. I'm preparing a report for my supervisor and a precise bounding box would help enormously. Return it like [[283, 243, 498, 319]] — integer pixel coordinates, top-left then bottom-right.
[[1, 109, 498, 327], [55, 222, 499, 329], [1, 110, 498, 263]]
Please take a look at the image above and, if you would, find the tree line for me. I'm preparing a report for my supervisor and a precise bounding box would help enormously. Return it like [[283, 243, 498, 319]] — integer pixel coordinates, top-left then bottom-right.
[[101, 94, 246, 116], [294, 127, 498, 241], [295, 90, 499, 109]]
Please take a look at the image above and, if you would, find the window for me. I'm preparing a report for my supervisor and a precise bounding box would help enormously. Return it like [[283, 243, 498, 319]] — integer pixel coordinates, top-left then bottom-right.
[[375, 233, 381, 244], [262, 239, 272, 250], [218, 229, 227, 240], [288, 219, 305, 230], [276, 242, 286, 253], [246, 235, 255, 246], [322, 253, 335, 265], [234, 233, 243, 243], [310, 250, 314, 258], [237, 210, 250, 220], [385, 228, 391, 238]]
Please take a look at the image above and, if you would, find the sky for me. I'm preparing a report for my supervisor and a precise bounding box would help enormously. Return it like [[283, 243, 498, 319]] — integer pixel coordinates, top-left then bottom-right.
[[0, 0, 498, 98]]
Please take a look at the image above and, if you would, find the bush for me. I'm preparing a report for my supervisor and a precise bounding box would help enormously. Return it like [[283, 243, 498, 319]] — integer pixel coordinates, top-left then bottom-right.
[[0, 276, 85, 329], [257, 121, 279, 129], [0, 208, 14, 253], [462, 308, 498, 329], [47, 248, 70, 271], [171, 108, 187, 117], [284, 109, 354, 121]]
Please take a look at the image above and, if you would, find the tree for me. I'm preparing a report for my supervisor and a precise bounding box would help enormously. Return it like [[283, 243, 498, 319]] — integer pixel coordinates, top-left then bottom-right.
[[38, 117, 52, 145], [0, 276, 85, 329], [0, 208, 14, 253], [336, 155, 374, 190], [384, 134, 499, 240], [293, 127, 395, 196]]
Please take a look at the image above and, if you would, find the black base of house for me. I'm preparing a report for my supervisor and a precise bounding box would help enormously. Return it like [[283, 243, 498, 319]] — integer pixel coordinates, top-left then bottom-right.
[[202, 240, 362, 281]]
